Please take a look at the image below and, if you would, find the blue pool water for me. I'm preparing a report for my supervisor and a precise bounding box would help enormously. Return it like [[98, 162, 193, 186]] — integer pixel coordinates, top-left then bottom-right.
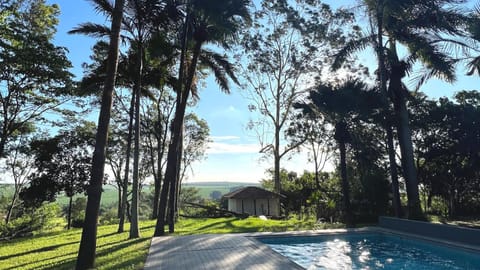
[[257, 233, 480, 269]]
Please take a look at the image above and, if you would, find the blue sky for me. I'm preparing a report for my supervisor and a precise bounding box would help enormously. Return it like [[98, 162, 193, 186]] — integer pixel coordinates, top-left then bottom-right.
[[46, 0, 479, 184]]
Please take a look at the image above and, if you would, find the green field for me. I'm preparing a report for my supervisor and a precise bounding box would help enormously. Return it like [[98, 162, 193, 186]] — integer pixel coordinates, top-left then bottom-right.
[[0, 182, 260, 210]]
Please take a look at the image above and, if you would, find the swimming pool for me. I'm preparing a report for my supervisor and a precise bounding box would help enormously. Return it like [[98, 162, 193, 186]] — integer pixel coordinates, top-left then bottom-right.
[[256, 232, 480, 269]]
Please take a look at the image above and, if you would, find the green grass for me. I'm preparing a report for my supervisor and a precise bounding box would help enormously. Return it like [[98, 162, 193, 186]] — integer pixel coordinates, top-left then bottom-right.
[[0, 216, 326, 270]]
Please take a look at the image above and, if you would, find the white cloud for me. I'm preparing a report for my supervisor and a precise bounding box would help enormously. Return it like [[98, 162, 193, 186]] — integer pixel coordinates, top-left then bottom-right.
[[206, 135, 260, 154], [207, 142, 259, 154], [210, 135, 240, 141]]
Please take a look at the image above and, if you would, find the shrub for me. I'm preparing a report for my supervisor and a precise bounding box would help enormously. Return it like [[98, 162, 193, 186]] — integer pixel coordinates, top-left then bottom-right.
[[0, 203, 61, 240], [99, 205, 119, 225]]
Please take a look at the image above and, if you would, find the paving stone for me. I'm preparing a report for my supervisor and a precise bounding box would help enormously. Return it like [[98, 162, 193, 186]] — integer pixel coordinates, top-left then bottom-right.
[[144, 234, 304, 270]]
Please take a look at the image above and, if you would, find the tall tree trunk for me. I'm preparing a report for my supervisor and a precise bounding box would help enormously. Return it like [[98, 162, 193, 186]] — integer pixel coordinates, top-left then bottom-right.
[[67, 196, 73, 230], [374, 1, 402, 217], [338, 139, 353, 227], [117, 183, 122, 218], [387, 40, 422, 219], [152, 169, 160, 219], [335, 121, 353, 227], [118, 88, 135, 233], [274, 80, 282, 215], [391, 86, 422, 219], [75, 0, 125, 268], [168, 126, 183, 232], [130, 45, 143, 239], [174, 176, 181, 222], [154, 161, 170, 236], [151, 99, 167, 219], [154, 11, 193, 236], [385, 125, 402, 216]]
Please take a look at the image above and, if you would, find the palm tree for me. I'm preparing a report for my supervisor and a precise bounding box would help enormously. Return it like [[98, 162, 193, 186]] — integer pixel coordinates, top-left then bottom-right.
[[332, 1, 403, 217], [376, 0, 472, 219], [75, 0, 125, 268], [70, 0, 171, 237], [336, 0, 473, 219], [297, 79, 381, 227], [467, 4, 480, 77], [154, 0, 251, 236]]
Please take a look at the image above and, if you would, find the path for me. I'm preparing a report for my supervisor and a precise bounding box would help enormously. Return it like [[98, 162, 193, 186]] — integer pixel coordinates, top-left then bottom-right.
[[144, 234, 303, 270]]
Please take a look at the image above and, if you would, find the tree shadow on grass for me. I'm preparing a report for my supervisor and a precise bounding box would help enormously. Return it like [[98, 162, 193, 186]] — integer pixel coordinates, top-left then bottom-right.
[[95, 238, 148, 267], [2, 249, 78, 270], [0, 241, 78, 261]]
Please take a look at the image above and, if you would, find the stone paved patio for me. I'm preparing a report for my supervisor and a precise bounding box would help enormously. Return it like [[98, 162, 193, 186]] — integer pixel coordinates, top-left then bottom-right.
[[144, 234, 303, 270]]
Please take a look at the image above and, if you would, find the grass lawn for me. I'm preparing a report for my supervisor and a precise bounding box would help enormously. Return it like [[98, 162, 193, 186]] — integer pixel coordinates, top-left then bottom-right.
[[0, 216, 328, 270]]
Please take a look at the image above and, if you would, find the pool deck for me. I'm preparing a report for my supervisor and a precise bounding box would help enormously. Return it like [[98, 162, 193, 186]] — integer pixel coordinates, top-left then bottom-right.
[[144, 226, 480, 269], [144, 234, 304, 270]]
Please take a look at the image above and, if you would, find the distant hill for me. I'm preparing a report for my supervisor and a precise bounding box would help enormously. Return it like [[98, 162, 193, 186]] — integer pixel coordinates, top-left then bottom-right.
[[0, 182, 262, 206], [182, 181, 260, 187], [182, 182, 261, 199]]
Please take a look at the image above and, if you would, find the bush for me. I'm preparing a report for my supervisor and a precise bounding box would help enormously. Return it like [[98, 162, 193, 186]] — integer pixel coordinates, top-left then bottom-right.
[[99, 205, 119, 225], [68, 197, 87, 228], [0, 203, 61, 240]]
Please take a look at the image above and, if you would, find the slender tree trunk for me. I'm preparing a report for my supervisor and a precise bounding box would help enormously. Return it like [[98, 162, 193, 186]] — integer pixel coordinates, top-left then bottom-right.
[[274, 81, 282, 215], [0, 136, 7, 159], [117, 183, 122, 218], [75, 0, 125, 268], [168, 125, 183, 232], [374, 2, 402, 217], [387, 39, 422, 219], [313, 145, 320, 190], [130, 45, 143, 239], [152, 173, 161, 219], [5, 190, 18, 224], [152, 100, 167, 219], [154, 11, 194, 236], [338, 139, 353, 227], [118, 88, 135, 233], [392, 87, 422, 219], [174, 177, 181, 222], [385, 125, 402, 216], [67, 196, 73, 230], [155, 164, 170, 236], [151, 140, 162, 219]]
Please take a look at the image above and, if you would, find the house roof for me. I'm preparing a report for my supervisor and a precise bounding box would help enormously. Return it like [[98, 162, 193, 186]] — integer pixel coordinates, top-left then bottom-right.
[[223, 186, 284, 199]]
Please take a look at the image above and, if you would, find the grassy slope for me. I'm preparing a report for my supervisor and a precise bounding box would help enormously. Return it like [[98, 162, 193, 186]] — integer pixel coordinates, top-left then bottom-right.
[[0, 217, 320, 270]]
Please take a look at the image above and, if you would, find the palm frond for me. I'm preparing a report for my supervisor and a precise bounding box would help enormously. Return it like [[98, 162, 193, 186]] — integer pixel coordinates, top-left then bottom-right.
[[88, 0, 114, 17], [397, 32, 456, 82], [199, 53, 229, 93], [68, 23, 111, 38], [199, 49, 239, 93], [467, 56, 480, 76], [332, 34, 375, 71]]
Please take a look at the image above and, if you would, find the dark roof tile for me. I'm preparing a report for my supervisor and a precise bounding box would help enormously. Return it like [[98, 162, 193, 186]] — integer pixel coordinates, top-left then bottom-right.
[[223, 186, 284, 199]]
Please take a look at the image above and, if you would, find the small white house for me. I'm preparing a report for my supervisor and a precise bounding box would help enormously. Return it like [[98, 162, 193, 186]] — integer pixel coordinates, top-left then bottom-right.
[[223, 186, 283, 217]]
